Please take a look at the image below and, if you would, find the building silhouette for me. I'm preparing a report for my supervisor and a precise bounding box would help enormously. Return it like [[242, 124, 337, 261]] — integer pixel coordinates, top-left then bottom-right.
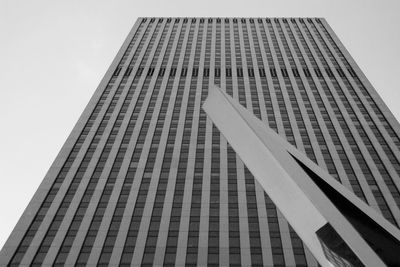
[[1, 17, 400, 266]]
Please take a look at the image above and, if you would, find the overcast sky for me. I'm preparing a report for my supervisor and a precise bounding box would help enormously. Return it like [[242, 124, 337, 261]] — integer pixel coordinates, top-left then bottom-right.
[[1, 0, 400, 250]]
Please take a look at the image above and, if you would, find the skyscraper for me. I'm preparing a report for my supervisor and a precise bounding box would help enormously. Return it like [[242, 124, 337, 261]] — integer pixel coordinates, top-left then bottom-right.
[[1, 16, 400, 266]]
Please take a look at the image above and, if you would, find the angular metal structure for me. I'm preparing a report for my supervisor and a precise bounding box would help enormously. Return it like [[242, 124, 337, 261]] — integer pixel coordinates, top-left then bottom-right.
[[203, 85, 400, 267]]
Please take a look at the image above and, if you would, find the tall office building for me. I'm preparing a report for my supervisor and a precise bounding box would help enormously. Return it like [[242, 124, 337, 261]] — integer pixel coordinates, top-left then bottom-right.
[[1, 17, 400, 266]]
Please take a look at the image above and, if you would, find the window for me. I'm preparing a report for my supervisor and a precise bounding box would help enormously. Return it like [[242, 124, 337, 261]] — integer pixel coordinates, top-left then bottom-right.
[[158, 68, 165, 77], [348, 68, 357, 77], [192, 68, 198, 77], [281, 68, 288, 77], [204, 68, 209, 77], [181, 68, 187, 77], [314, 68, 322, 77], [113, 67, 121, 76], [170, 68, 176, 77], [248, 68, 254, 77], [259, 68, 266, 77], [124, 67, 133, 77], [136, 67, 144, 77], [336, 68, 345, 77], [237, 68, 243, 77], [303, 68, 311, 77], [325, 68, 334, 77], [215, 68, 220, 77], [270, 68, 277, 77], [292, 68, 299, 77], [226, 68, 232, 77]]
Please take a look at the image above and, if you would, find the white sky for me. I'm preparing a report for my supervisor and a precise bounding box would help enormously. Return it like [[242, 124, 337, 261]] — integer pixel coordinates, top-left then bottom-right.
[[1, 0, 400, 250]]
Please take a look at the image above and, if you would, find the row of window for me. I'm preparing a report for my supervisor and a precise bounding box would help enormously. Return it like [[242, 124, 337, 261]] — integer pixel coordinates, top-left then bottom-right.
[[113, 65, 358, 79], [141, 17, 323, 25]]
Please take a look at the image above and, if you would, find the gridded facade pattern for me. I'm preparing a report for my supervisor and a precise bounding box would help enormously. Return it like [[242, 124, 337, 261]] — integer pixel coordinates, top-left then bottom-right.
[[2, 17, 400, 267]]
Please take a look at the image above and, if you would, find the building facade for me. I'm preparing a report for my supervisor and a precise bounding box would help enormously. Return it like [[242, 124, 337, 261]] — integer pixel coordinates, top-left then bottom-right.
[[1, 17, 400, 266]]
